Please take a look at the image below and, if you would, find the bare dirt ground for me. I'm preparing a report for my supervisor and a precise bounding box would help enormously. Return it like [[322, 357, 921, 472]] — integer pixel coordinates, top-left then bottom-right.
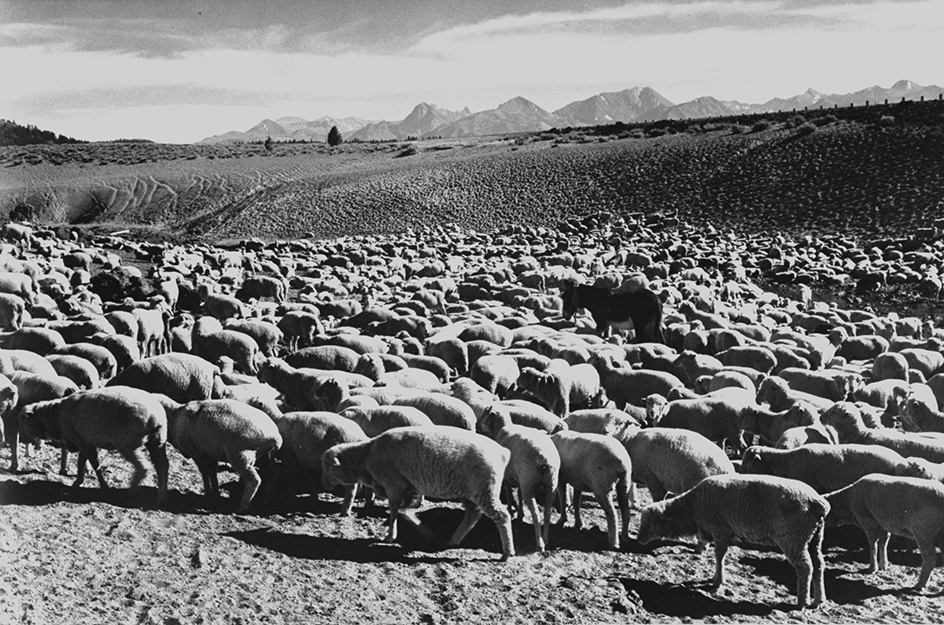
[[3, 441, 942, 625]]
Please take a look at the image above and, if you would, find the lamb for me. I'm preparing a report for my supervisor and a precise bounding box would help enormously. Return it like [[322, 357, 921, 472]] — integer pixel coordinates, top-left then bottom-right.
[[717, 345, 777, 374], [107, 353, 223, 403], [399, 354, 452, 383], [824, 474, 944, 591], [739, 443, 911, 493], [269, 409, 367, 513], [550, 430, 633, 550], [392, 392, 477, 431], [87, 332, 141, 374], [131, 306, 169, 357], [821, 402, 944, 463], [160, 397, 281, 512], [18, 386, 169, 506], [897, 347, 944, 380], [375, 367, 443, 390], [478, 406, 560, 552], [322, 426, 516, 559], [257, 357, 342, 411], [624, 427, 734, 502], [339, 405, 433, 437], [872, 351, 910, 382], [636, 473, 828, 609], [591, 353, 684, 409], [191, 316, 262, 375]]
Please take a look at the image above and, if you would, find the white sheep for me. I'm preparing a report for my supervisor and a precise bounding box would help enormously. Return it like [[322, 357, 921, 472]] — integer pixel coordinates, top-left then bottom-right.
[[777, 367, 858, 402], [824, 474, 944, 591], [45, 354, 100, 390], [551, 430, 633, 550], [900, 394, 944, 434], [18, 386, 169, 506], [107, 353, 223, 403], [191, 316, 262, 375], [469, 354, 520, 397], [339, 405, 433, 437], [756, 376, 834, 414], [516, 362, 601, 418], [624, 427, 734, 502], [738, 402, 820, 446], [322, 425, 516, 559], [5, 370, 79, 472], [160, 397, 281, 512], [739, 443, 910, 493], [646, 393, 750, 452], [636, 473, 828, 609], [478, 405, 560, 552], [591, 353, 684, 409], [821, 402, 944, 463], [392, 392, 476, 431]]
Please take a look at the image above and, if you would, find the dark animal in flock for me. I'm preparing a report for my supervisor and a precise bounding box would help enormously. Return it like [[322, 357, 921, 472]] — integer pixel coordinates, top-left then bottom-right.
[[560, 280, 664, 343]]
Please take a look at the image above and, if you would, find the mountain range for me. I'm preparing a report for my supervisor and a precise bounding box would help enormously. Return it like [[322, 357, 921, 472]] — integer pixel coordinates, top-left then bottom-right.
[[198, 80, 943, 144]]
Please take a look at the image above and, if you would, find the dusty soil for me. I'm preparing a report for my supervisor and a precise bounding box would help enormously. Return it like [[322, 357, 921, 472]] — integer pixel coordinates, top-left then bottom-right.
[[3, 421, 943, 625]]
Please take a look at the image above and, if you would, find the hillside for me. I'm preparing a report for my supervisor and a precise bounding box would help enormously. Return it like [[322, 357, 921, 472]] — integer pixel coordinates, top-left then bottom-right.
[[0, 119, 84, 147], [2, 100, 943, 242]]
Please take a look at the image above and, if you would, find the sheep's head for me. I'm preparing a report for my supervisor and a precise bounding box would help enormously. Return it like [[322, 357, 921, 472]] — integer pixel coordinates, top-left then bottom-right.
[[644, 394, 668, 425], [559, 281, 579, 321], [321, 442, 368, 490], [819, 402, 863, 439]]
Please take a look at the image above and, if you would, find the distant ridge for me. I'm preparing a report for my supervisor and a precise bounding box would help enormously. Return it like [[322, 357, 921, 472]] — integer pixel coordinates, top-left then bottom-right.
[[198, 79, 944, 144]]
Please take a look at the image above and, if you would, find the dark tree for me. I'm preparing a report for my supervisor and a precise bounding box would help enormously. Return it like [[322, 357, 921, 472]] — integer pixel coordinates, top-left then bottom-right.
[[327, 125, 342, 146], [264, 136, 273, 151]]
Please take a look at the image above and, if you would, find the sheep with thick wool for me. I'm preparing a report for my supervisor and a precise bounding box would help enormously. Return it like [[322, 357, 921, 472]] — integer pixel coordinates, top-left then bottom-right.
[[739, 443, 912, 493], [160, 397, 281, 512], [821, 402, 944, 463], [646, 393, 751, 452], [107, 352, 224, 403], [340, 405, 433, 437], [225, 318, 283, 358], [478, 405, 560, 552], [756, 376, 834, 414], [392, 392, 476, 431], [191, 316, 261, 375], [516, 361, 601, 418], [322, 425, 516, 560], [900, 394, 944, 434], [624, 427, 734, 502], [550, 430, 633, 550], [777, 367, 859, 402], [636, 473, 829, 609], [470, 354, 520, 397], [5, 370, 79, 472], [825, 474, 944, 591], [18, 386, 169, 506], [738, 402, 821, 446], [591, 353, 684, 409]]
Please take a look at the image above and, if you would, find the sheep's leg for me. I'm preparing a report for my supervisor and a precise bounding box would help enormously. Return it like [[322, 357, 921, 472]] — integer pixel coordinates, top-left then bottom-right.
[[58, 448, 69, 476], [146, 439, 169, 507], [194, 459, 219, 499], [449, 500, 484, 548], [914, 536, 937, 591], [616, 476, 632, 547], [781, 540, 814, 610], [73, 451, 88, 489], [384, 491, 406, 543], [84, 448, 110, 490], [2, 414, 19, 472], [556, 484, 569, 527], [120, 447, 149, 491], [860, 523, 884, 573], [711, 536, 731, 589], [339, 484, 358, 516], [523, 494, 544, 552], [541, 489, 554, 549], [233, 451, 262, 513], [876, 532, 890, 571], [808, 521, 826, 607], [476, 498, 515, 561], [594, 489, 619, 550]]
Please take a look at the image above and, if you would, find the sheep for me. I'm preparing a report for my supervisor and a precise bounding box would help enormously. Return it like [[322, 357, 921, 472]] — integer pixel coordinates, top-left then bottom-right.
[[0, 292, 26, 330], [478, 405, 560, 552], [591, 353, 684, 409], [872, 351, 910, 382], [392, 393, 476, 431], [740, 443, 911, 493], [636, 473, 828, 609], [198, 285, 246, 320], [900, 394, 944, 434], [131, 306, 169, 357], [756, 376, 834, 414], [45, 354, 100, 389], [897, 347, 944, 380], [550, 430, 633, 550], [236, 274, 287, 303], [515, 362, 601, 418], [824, 474, 944, 591], [285, 345, 361, 372], [821, 402, 944, 463], [322, 425, 516, 559], [399, 354, 452, 383], [469, 354, 519, 397], [5, 371, 79, 472], [426, 336, 469, 376], [18, 386, 169, 505], [0, 272, 34, 307], [224, 319, 283, 358], [3, 327, 66, 356], [564, 408, 643, 439], [738, 402, 820, 446], [717, 345, 777, 374], [624, 427, 734, 502], [105, 310, 139, 339], [269, 409, 367, 513], [375, 367, 443, 390], [191, 316, 261, 375], [52, 343, 117, 380], [107, 353, 223, 403], [160, 397, 281, 511], [278, 310, 323, 351], [646, 393, 751, 452], [87, 332, 140, 373], [339, 405, 433, 437], [777, 367, 858, 402]]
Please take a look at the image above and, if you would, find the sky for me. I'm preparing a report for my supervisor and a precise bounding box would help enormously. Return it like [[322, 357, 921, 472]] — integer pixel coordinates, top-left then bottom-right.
[[1, 0, 942, 144]]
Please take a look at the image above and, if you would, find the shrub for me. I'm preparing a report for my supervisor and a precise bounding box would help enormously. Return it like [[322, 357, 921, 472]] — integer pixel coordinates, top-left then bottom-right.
[[751, 119, 772, 133], [729, 124, 749, 135], [796, 122, 817, 136], [812, 114, 837, 127], [879, 115, 896, 127]]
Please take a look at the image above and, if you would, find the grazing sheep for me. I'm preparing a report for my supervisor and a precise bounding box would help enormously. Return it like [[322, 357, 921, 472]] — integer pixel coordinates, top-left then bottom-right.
[[375, 367, 443, 390], [564, 408, 643, 440], [646, 393, 750, 452], [427, 336, 470, 376], [161, 398, 281, 512], [756, 376, 834, 414], [470, 354, 520, 397], [900, 394, 944, 434], [5, 371, 79, 472], [3, 327, 66, 356], [624, 427, 734, 502], [322, 426, 516, 560], [18, 386, 169, 505], [516, 362, 601, 418], [738, 403, 820, 446], [821, 402, 944, 463], [0, 292, 26, 330], [198, 285, 246, 321], [392, 393, 476, 431], [551, 430, 633, 550], [777, 367, 859, 402], [225, 319, 283, 358], [284, 344, 360, 372], [87, 332, 141, 374], [478, 406, 560, 552], [636, 474, 828, 609], [824, 474, 944, 591], [52, 343, 117, 380], [278, 310, 324, 351], [236, 274, 287, 303], [399, 354, 452, 383], [131, 307, 169, 357], [897, 348, 944, 380], [191, 316, 262, 375], [740, 443, 910, 493], [718, 345, 777, 374], [339, 405, 433, 437], [107, 353, 223, 403], [872, 351, 910, 382], [45, 354, 100, 390], [480, 400, 567, 435], [591, 354, 684, 409], [270, 409, 367, 513], [0, 272, 34, 307]]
